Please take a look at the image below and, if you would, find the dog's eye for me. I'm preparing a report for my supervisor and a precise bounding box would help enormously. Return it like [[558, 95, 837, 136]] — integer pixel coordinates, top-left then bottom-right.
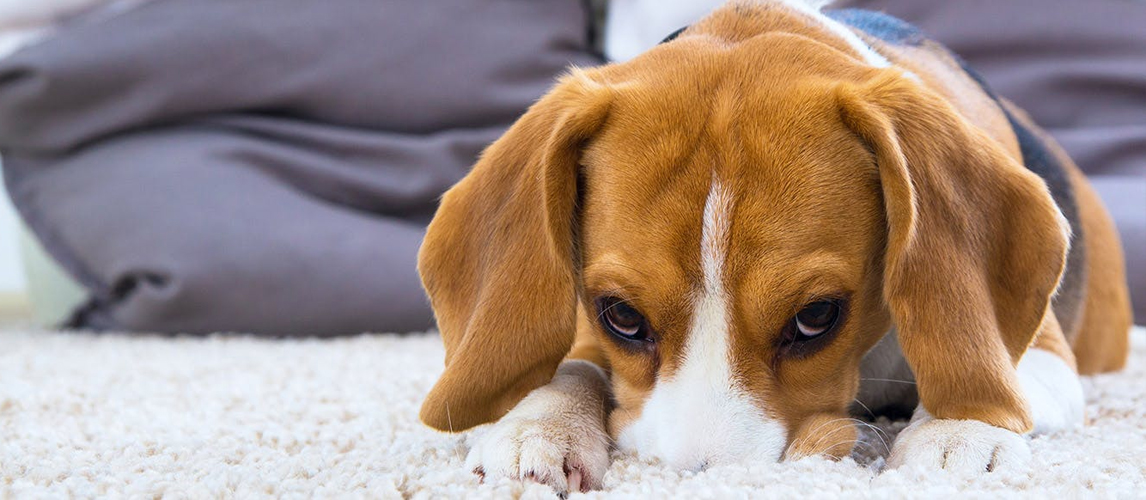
[[793, 300, 841, 340], [598, 297, 650, 342]]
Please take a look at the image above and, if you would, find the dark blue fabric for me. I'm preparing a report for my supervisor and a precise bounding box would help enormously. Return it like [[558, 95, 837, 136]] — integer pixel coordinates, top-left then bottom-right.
[[826, 9, 925, 46], [660, 9, 927, 48]]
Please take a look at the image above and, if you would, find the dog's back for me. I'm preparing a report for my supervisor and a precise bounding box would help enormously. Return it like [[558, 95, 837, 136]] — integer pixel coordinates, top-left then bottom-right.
[[828, 8, 1133, 371]]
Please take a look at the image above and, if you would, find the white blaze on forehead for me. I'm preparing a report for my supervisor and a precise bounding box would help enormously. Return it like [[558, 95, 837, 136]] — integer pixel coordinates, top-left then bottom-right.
[[700, 177, 734, 295], [776, 0, 891, 68], [616, 178, 786, 469]]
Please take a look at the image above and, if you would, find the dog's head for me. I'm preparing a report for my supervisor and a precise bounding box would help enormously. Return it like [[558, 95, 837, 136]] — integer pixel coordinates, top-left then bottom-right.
[[418, 2, 1067, 469]]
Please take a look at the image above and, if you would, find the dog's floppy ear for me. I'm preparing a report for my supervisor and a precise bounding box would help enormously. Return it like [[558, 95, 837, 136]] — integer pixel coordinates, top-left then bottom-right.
[[837, 73, 1069, 433], [418, 70, 611, 431]]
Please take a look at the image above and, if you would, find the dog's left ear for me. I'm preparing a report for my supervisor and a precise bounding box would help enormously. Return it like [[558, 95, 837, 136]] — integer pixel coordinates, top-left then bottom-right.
[[417, 70, 612, 432], [837, 72, 1069, 433]]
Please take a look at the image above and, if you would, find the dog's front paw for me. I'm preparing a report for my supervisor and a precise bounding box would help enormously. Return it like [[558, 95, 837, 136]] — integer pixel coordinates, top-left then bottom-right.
[[465, 361, 611, 495], [887, 415, 1030, 473]]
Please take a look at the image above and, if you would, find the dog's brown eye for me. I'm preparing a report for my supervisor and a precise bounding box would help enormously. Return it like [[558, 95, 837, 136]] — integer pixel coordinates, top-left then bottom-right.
[[598, 297, 650, 342], [794, 300, 840, 339]]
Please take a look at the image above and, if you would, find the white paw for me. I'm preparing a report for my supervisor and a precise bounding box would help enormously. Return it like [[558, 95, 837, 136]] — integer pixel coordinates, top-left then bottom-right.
[[465, 361, 611, 495], [1017, 348, 1085, 434], [887, 415, 1031, 473]]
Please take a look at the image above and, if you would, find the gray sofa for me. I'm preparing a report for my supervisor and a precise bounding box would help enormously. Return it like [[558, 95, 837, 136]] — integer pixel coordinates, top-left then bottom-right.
[[1, 0, 1141, 334]]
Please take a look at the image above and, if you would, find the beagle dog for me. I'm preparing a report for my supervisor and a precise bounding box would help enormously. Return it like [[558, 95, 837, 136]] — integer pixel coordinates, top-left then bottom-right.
[[417, 0, 1134, 494]]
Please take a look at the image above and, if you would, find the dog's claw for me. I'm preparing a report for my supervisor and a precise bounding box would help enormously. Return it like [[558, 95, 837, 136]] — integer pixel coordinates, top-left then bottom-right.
[[464, 403, 608, 494], [464, 361, 610, 494], [888, 417, 1031, 473], [567, 466, 584, 493]]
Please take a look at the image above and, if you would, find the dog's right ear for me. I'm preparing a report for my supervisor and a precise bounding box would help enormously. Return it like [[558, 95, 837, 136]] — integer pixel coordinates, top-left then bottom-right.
[[836, 71, 1069, 434], [418, 70, 612, 431]]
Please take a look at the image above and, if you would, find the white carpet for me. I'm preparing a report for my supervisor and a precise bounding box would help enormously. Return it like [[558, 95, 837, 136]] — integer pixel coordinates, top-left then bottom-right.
[[2, 326, 1144, 498]]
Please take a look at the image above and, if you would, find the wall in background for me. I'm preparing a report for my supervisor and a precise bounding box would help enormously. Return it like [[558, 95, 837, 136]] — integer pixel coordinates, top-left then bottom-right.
[[0, 159, 88, 323], [0, 160, 29, 295]]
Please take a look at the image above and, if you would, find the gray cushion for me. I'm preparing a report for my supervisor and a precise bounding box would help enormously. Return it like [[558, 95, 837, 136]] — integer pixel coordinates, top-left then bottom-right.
[[0, 0, 601, 335]]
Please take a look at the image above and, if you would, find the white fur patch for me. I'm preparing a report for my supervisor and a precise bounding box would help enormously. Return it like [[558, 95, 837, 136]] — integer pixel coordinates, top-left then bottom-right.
[[1016, 348, 1085, 434], [774, 0, 890, 67], [617, 179, 786, 470], [465, 361, 611, 494], [604, 0, 727, 62], [886, 348, 1082, 472], [888, 408, 1032, 473], [604, 0, 890, 67], [699, 178, 735, 291]]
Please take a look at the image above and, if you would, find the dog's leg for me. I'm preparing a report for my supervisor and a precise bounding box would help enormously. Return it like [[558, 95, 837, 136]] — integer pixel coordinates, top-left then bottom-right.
[[465, 360, 611, 495], [887, 313, 1083, 472], [1016, 313, 1085, 434]]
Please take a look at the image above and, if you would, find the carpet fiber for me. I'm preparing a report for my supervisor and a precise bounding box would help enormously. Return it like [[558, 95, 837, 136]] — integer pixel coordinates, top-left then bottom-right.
[[2, 326, 1144, 498]]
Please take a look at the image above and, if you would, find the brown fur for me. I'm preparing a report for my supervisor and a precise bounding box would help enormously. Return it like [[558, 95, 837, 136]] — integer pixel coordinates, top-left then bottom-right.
[[1000, 102, 1135, 374], [417, 72, 613, 430], [418, 1, 1132, 460], [1070, 167, 1135, 373]]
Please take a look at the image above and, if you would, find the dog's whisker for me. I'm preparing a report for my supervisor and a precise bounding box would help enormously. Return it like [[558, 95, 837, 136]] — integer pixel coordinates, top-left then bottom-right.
[[859, 378, 917, 385], [822, 438, 864, 457], [600, 262, 653, 280], [794, 431, 858, 460], [593, 297, 647, 323], [785, 418, 841, 456], [789, 415, 894, 460], [446, 402, 465, 465], [788, 417, 855, 452], [852, 398, 876, 420], [786, 417, 861, 457], [846, 418, 891, 456], [808, 420, 861, 454]]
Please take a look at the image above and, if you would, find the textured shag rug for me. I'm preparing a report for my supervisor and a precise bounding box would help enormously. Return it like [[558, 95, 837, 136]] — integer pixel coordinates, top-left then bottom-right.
[[1, 326, 1144, 498]]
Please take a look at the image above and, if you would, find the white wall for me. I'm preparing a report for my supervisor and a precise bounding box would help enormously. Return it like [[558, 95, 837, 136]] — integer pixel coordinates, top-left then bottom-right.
[[0, 159, 27, 295]]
